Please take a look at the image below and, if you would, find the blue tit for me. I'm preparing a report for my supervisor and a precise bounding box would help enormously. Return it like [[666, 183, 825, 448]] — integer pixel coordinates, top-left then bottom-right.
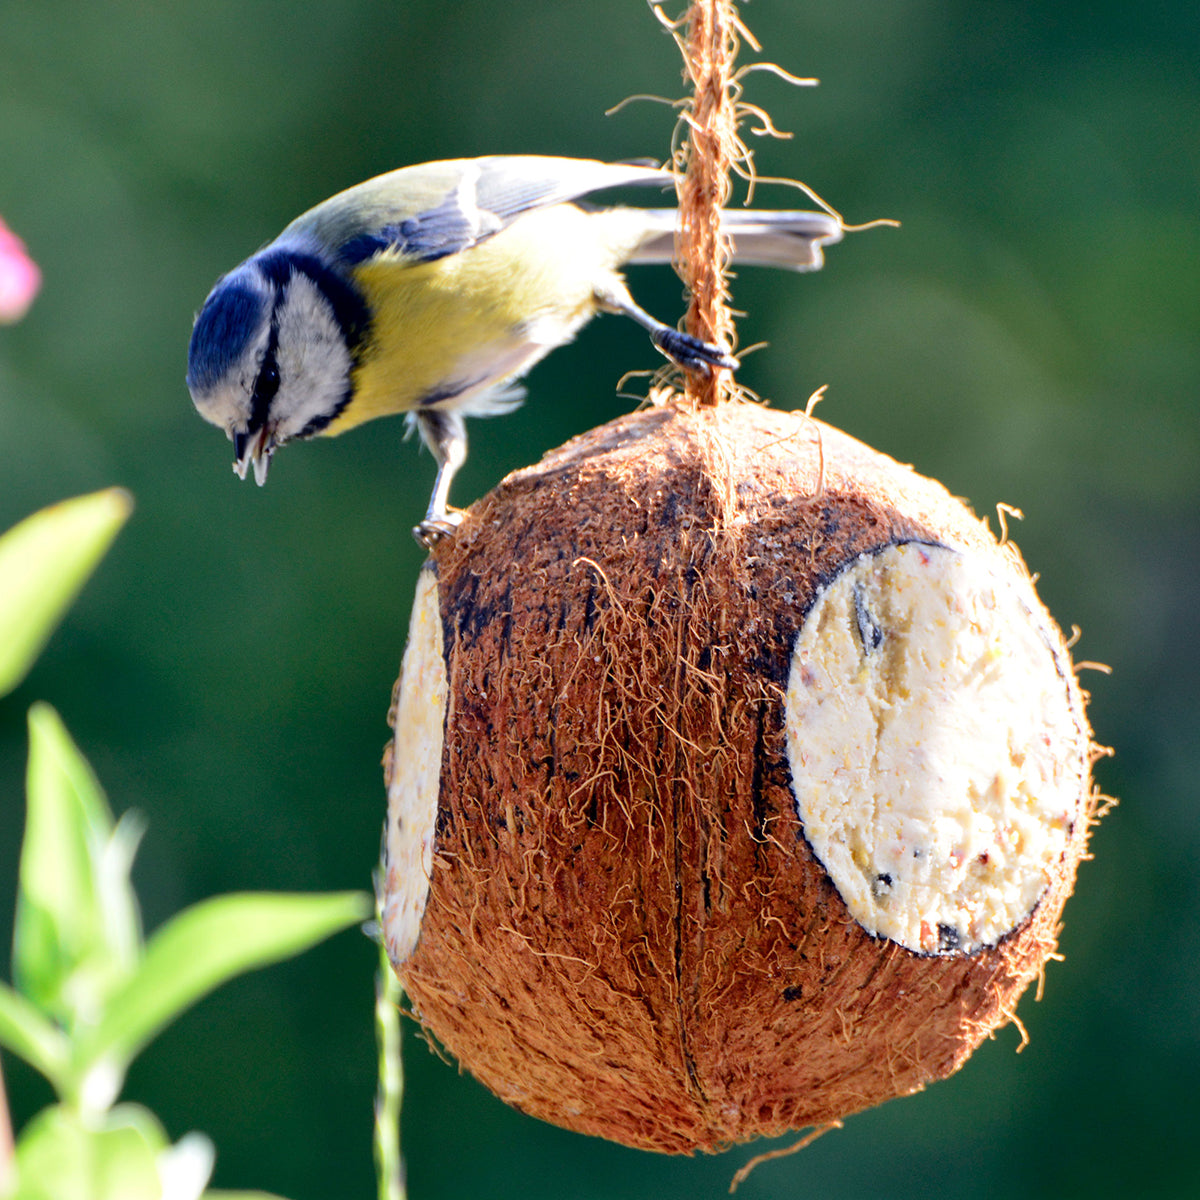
[[186, 154, 842, 545]]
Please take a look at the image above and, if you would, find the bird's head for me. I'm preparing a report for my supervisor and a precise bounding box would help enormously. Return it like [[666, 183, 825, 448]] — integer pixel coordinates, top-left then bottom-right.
[[186, 244, 370, 483]]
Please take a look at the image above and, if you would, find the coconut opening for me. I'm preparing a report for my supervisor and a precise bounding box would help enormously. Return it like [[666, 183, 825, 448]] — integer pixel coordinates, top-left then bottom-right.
[[382, 566, 446, 967], [784, 540, 1087, 955]]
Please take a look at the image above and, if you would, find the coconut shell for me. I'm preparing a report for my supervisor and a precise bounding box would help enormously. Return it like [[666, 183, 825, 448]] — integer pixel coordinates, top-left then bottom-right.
[[382, 399, 1097, 1154]]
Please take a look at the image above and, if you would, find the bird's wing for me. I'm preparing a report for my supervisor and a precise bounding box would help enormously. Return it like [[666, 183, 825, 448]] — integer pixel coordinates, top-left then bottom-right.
[[284, 156, 671, 268], [467, 156, 670, 224]]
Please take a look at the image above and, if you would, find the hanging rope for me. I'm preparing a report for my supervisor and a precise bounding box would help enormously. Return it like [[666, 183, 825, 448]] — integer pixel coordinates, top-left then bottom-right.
[[677, 0, 739, 407]]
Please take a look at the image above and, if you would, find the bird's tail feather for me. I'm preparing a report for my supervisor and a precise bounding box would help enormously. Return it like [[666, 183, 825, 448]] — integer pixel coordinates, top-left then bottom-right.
[[627, 208, 843, 272]]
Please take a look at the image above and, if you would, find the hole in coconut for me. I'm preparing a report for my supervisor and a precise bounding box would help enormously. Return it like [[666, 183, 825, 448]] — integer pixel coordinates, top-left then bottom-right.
[[784, 540, 1087, 955], [381, 566, 447, 967]]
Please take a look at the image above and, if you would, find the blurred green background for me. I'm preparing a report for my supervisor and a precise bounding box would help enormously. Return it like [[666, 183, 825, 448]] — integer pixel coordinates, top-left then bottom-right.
[[1, 1, 1195, 1196]]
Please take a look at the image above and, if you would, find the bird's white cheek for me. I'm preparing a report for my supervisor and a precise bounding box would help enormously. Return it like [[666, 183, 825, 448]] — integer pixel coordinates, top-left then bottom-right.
[[272, 275, 355, 438], [278, 336, 353, 421]]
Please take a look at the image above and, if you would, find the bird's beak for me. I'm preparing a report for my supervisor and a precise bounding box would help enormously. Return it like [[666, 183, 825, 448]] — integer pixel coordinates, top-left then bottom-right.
[[233, 426, 274, 486]]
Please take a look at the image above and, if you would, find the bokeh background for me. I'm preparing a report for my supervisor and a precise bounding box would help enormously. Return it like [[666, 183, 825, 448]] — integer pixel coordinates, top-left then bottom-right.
[[1, 1, 1195, 1196]]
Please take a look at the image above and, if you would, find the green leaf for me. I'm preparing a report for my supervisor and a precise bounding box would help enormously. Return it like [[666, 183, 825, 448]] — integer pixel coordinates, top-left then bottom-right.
[[0, 489, 133, 699], [0, 981, 70, 1087], [79, 891, 370, 1074], [202, 1193, 294, 1200], [14, 706, 142, 1033], [8, 1103, 167, 1200]]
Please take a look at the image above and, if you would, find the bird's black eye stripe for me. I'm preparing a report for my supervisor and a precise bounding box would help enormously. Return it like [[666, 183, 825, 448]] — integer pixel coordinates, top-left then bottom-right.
[[256, 359, 281, 405], [248, 328, 281, 435]]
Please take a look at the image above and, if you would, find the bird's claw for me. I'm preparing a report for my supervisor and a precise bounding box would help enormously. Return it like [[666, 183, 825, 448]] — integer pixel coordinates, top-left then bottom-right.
[[652, 327, 739, 374], [413, 509, 465, 550]]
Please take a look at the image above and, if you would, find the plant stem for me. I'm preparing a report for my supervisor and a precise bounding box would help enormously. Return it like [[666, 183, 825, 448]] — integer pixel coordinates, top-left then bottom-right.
[[374, 931, 406, 1200]]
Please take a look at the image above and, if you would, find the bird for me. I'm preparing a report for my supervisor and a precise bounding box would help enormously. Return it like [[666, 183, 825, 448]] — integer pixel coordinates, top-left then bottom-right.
[[186, 154, 843, 545]]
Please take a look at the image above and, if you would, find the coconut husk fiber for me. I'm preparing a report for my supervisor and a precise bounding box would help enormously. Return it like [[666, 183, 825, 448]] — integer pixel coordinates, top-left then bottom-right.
[[385, 399, 1098, 1154]]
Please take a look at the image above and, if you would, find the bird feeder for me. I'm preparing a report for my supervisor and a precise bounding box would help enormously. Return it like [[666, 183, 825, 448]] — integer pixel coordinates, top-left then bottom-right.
[[380, 400, 1097, 1153]]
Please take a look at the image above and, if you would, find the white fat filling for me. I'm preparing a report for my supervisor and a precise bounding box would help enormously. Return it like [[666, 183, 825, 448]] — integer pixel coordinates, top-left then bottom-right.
[[381, 568, 446, 966], [784, 541, 1085, 954]]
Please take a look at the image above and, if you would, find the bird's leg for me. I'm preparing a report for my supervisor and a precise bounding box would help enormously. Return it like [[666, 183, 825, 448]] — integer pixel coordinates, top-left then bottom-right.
[[413, 408, 468, 549], [594, 279, 738, 373]]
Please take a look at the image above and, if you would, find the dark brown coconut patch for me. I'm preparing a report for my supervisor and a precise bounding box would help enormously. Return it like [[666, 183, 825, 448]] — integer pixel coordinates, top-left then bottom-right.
[[380, 399, 1098, 1154]]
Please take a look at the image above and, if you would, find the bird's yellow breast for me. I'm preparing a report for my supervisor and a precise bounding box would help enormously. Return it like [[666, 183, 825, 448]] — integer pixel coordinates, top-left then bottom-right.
[[322, 204, 638, 436]]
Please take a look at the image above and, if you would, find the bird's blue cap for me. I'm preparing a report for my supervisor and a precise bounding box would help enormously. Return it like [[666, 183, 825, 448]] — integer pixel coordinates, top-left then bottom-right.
[[186, 267, 271, 393]]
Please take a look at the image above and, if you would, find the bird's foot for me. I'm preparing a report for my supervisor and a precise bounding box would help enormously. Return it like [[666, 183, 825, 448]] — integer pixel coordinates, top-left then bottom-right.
[[652, 328, 739, 374], [413, 508, 465, 550]]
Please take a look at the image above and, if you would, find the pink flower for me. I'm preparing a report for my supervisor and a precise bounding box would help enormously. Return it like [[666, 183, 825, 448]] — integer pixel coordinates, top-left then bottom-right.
[[0, 217, 41, 323]]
